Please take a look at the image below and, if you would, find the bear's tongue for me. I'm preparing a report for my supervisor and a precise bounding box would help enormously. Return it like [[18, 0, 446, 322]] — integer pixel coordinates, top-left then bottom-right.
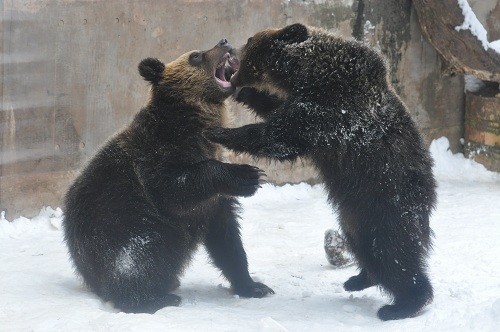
[[216, 64, 229, 84], [215, 53, 239, 89], [215, 54, 231, 88]]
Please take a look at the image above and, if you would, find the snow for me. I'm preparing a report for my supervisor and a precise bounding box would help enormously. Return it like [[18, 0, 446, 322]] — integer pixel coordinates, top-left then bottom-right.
[[430, 137, 499, 183], [363, 20, 375, 44], [489, 39, 500, 54], [1, 137, 499, 331], [455, 0, 500, 53], [114, 236, 152, 277], [464, 74, 485, 93]]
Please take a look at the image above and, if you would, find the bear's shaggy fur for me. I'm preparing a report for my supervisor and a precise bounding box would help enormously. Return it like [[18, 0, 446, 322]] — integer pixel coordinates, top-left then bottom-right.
[[206, 24, 436, 320], [63, 40, 273, 314]]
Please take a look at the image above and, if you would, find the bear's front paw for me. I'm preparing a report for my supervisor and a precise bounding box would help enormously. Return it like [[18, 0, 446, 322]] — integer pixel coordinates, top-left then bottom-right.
[[223, 164, 266, 197], [204, 126, 230, 144], [234, 87, 259, 104], [234, 281, 275, 298]]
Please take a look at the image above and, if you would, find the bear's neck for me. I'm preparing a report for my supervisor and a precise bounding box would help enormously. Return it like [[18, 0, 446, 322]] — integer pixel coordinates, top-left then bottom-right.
[[134, 98, 225, 140], [151, 95, 224, 122]]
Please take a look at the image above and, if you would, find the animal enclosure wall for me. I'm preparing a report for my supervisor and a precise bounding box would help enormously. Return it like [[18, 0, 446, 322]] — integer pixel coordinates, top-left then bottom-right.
[[1, 0, 496, 218]]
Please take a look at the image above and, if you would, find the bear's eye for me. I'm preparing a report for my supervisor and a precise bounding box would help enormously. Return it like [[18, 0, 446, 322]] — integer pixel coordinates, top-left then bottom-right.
[[189, 52, 203, 66]]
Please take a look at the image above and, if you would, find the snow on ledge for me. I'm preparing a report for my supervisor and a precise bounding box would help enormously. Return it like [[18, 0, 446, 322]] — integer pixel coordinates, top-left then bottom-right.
[[489, 39, 500, 54], [455, 0, 500, 54]]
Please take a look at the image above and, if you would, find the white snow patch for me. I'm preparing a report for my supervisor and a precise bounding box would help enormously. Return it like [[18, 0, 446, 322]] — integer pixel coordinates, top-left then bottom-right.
[[464, 74, 485, 93], [177, 173, 187, 184], [0, 206, 63, 239], [260, 317, 287, 331], [430, 137, 499, 183], [455, 0, 500, 53], [492, 298, 500, 321], [115, 249, 136, 276], [363, 20, 375, 35], [489, 39, 500, 53], [363, 20, 375, 44], [115, 236, 152, 276]]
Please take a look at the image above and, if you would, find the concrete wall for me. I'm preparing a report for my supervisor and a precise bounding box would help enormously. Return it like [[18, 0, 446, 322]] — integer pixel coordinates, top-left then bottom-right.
[[0, 0, 494, 218]]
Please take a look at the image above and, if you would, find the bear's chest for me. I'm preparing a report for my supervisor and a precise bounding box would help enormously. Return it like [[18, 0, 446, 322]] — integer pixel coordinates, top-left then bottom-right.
[[177, 195, 223, 238]]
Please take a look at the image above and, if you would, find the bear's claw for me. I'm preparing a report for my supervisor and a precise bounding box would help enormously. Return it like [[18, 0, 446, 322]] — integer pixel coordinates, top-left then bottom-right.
[[234, 282, 275, 298]]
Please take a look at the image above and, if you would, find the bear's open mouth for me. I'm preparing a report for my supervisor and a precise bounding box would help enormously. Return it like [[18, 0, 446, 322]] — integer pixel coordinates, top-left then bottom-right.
[[214, 52, 239, 90]]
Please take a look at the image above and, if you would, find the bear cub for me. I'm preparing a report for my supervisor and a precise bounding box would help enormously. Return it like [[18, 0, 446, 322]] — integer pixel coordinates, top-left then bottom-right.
[[63, 39, 273, 314], [206, 24, 436, 320]]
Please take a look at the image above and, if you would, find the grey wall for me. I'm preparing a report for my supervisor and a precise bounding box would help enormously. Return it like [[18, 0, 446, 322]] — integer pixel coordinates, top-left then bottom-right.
[[1, 0, 493, 218]]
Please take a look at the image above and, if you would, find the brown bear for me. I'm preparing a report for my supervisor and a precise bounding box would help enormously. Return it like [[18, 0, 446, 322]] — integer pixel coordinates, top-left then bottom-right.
[[205, 24, 436, 320], [63, 39, 273, 314]]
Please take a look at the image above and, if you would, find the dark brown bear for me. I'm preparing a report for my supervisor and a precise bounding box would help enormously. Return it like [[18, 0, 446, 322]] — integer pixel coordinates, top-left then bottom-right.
[[63, 39, 273, 314], [206, 24, 436, 320]]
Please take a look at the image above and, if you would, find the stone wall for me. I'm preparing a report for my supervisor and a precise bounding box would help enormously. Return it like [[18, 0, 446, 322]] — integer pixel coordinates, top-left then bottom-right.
[[0, 0, 495, 218]]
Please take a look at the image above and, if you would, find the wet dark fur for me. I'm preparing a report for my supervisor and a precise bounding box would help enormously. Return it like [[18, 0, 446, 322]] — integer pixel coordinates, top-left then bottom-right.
[[63, 42, 273, 314], [206, 24, 436, 320]]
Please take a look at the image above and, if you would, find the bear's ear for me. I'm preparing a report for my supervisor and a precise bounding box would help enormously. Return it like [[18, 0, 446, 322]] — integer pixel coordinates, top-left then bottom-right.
[[276, 23, 308, 44], [138, 58, 165, 85]]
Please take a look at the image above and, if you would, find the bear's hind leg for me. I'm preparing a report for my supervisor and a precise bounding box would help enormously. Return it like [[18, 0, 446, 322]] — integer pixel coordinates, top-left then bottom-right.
[[373, 222, 433, 320], [115, 293, 181, 314], [340, 205, 433, 320], [377, 272, 433, 321], [344, 269, 377, 291], [97, 216, 191, 313]]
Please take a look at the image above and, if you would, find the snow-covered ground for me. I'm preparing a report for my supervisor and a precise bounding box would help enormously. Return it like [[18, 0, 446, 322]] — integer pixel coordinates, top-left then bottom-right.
[[1, 137, 499, 331]]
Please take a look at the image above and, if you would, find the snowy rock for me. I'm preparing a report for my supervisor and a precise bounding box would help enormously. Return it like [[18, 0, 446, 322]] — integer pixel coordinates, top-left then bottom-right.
[[324, 229, 354, 267]]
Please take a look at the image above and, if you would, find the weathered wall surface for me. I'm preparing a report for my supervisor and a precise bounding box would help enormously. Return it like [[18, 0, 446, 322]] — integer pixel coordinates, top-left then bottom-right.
[[469, 0, 500, 40], [0, 0, 495, 218], [362, 0, 467, 148]]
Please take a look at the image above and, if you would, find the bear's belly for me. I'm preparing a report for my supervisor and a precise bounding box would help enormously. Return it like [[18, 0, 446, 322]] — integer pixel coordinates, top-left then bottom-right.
[[164, 195, 222, 219]]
